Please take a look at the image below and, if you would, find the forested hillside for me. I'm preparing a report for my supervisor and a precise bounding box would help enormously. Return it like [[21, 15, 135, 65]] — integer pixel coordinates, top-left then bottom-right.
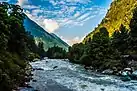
[[24, 17, 69, 51], [83, 0, 137, 43], [68, 4, 137, 72], [0, 2, 45, 90]]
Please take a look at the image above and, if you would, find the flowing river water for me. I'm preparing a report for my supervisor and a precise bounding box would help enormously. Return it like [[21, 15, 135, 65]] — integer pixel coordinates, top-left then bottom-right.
[[20, 59, 137, 91]]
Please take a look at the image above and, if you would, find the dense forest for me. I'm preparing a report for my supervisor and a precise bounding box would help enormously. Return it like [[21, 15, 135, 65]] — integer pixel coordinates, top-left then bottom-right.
[[68, 7, 137, 72], [46, 46, 67, 59], [0, 2, 46, 91]]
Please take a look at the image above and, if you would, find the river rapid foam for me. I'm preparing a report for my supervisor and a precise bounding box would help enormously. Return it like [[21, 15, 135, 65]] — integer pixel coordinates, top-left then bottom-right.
[[20, 59, 137, 91]]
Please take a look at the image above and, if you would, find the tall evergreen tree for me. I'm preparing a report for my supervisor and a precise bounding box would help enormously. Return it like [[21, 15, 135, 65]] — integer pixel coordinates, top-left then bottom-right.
[[128, 7, 137, 53], [112, 24, 129, 54], [130, 7, 137, 37]]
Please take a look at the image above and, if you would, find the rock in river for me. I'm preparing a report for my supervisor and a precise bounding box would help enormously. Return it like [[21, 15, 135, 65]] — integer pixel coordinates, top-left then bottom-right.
[[102, 69, 113, 75]]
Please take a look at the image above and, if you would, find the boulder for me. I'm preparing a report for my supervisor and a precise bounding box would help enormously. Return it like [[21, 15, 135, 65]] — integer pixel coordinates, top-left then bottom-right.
[[32, 68, 44, 71], [130, 70, 137, 80], [116, 71, 122, 76], [63, 59, 69, 61], [84, 66, 93, 70], [22, 82, 30, 87], [121, 76, 131, 81], [32, 79, 37, 82], [121, 71, 131, 76], [132, 70, 137, 76], [102, 69, 113, 75], [33, 58, 40, 62], [37, 68, 44, 70], [53, 66, 58, 69], [101, 88, 105, 91], [124, 68, 132, 71], [43, 57, 48, 60], [120, 68, 133, 76]]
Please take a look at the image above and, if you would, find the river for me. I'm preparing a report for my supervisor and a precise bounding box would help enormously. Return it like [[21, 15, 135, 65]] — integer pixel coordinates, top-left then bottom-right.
[[20, 59, 137, 91]]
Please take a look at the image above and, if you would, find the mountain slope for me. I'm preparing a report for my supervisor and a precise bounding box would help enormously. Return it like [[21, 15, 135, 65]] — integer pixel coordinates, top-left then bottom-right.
[[83, 0, 137, 43], [24, 17, 69, 51]]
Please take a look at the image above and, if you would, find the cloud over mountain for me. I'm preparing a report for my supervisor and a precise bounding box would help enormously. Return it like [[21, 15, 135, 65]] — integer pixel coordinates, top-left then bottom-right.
[[17, 0, 28, 6], [7, 0, 111, 45], [43, 19, 59, 33], [17, 0, 106, 33]]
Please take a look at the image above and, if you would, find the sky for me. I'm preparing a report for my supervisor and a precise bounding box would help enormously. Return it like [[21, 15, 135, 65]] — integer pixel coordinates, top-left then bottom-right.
[[0, 0, 112, 45]]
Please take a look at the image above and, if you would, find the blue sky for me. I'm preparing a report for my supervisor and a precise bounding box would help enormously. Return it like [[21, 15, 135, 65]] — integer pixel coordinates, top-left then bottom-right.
[[1, 0, 112, 45]]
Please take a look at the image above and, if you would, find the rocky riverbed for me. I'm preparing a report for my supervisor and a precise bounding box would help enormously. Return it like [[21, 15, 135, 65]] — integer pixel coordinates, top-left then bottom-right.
[[20, 59, 137, 91]]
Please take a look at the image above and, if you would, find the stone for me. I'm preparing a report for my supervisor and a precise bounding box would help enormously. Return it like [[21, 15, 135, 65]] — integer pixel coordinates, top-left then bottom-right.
[[121, 71, 129, 76], [130, 70, 137, 80], [81, 85, 88, 89], [101, 88, 105, 91], [102, 69, 113, 75], [32, 79, 37, 82], [132, 70, 137, 76], [53, 66, 58, 69], [32, 68, 44, 71], [43, 57, 48, 60], [124, 68, 132, 71], [121, 76, 131, 81], [33, 58, 40, 62]]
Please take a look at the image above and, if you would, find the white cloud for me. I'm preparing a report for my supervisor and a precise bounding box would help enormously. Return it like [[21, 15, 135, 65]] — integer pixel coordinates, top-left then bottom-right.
[[71, 36, 81, 43], [0, 0, 9, 2], [61, 36, 82, 46], [43, 19, 59, 33], [23, 5, 39, 9], [17, 0, 28, 6], [68, 36, 82, 46], [74, 11, 80, 17], [81, 15, 96, 22], [31, 9, 43, 16], [50, 0, 90, 6], [22, 0, 106, 31], [77, 12, 91, 21], [25, 12, 59, 33], [22, 0, 108, 45], [66, 0, 91, 4]]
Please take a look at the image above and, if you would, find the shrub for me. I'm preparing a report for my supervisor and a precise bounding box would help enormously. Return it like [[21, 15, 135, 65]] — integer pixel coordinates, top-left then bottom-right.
[[80, 55, 92, 66]]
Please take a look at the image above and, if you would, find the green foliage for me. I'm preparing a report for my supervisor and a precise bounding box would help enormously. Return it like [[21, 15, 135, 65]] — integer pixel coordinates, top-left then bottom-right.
[[27, 52, 40, 62], [112, 24, 129, 54], [37, 42, 46, 57], [68, 43, 85, 63], [130, 7, 137, 37], [83, 0, 137, 43], [128, 7, 137, 54], [80, 55, 92, 66], [47, 46, 67, 59], [68, 26, 124, 70], [92, 27, 109, 43], [69, 7, 137, 71], [0, 51, 26, 91], [0, 2, 45, 90], [24, 18, 69, 51]]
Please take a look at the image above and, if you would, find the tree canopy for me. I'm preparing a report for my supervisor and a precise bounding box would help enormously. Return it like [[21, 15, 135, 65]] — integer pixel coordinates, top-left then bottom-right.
[[68, 7, 137, 70], [0, 2, 46, 90]]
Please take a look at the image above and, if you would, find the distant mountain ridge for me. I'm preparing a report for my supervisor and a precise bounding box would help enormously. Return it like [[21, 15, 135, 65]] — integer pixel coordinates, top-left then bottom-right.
[[83, 0, 137, 43], [24, 16, 69, 51]]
